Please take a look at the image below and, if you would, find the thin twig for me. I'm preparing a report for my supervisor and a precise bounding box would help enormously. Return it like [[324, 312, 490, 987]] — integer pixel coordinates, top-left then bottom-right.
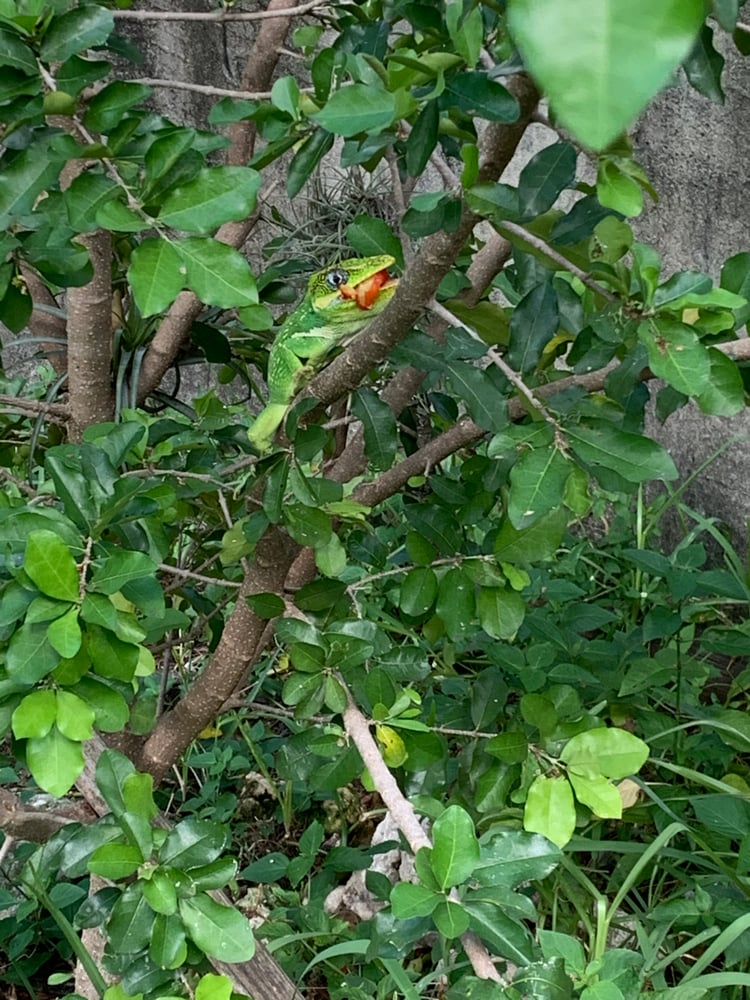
[[114, 0, 328, 21], [129, 78, 276, 100], [158, 563, 242, 588]]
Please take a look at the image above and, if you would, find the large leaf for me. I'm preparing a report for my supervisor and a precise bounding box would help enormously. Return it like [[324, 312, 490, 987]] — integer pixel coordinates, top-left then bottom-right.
[[127, 238, 184, 317], [523, 775, 576, 848], [431, 805, 480, 889], [40, 6, 114, 63], [179, 895, 255, 962], [567, 422, 678, 484], [158, 166, 261, 233], [178, 238, 258, 308], [313, 84, 397, 136], [507, 0, 705, 149], [26, 726, 84, 797], [507, 281, 559, 373], [518, 142, 577, 219], [24, 529, 79, 601], [560, 727, 649, 779], [638, 320, 711, 397], [159, 818, 229, 871], [508, 448, 571, 529], [350, 387, 398, 471]]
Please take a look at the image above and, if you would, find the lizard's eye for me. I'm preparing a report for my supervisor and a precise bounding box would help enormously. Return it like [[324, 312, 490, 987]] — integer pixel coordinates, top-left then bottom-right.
[[325, 268, 349, 290]]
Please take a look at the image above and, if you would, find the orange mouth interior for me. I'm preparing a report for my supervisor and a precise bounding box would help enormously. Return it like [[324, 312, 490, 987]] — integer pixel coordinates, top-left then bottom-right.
[[340, 268, 396, 310]]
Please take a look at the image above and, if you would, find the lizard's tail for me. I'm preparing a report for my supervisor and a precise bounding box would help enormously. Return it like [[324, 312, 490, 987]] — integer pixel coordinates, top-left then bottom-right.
[[247, 403, 289, 453]]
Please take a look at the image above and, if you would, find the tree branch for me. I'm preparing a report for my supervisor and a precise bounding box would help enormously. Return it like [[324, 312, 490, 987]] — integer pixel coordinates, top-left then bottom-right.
[[114, 0, 328, 21]]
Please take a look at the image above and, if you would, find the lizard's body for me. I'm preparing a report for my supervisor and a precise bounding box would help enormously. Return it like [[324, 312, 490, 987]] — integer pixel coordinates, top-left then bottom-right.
[[248, 255, 398, 452]]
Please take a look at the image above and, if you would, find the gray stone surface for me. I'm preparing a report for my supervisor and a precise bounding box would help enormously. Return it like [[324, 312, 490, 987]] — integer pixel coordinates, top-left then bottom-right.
[[634, 40, 750, 553]]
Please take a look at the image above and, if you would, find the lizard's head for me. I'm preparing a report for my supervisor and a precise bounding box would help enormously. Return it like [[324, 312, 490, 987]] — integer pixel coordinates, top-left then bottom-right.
[[308, 255, 398, 327]]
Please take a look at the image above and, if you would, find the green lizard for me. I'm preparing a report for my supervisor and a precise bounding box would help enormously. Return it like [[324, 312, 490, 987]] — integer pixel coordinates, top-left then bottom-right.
[[247, 254, 398, 453]]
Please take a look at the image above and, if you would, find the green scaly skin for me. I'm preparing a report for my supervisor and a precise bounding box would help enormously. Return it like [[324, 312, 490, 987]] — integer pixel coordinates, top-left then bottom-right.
[[247, 255, 398, 453]]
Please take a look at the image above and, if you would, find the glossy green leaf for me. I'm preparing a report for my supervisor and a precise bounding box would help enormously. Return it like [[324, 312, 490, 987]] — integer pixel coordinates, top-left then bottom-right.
[[351, 387, 398, 471], [560, 727, 649, 779], [523, 775, 576, 848], [464, 899, 535, 965], [26, 726, 84, 797], [88, 843, 144, 880], [596, 160, 644, 217], [697, 349, 745, 416], [47, 607, 82, 659], [7, 622, 60, 682], [518, 142, 577, 219], [85, 625, 140, 681], [436, 567, 475, 641], [346, 215, 403, 263], [510, 958, 572, 998], [158, 166, 261, 233], [567, 772, 622, 819], [507, 281, 559, 373], [477, 587, 525, 641], [431, 805, 480, 889], [313, 84, 397, 136], [493, 507, 569, 564], [179, 237, 258, 308], [444, 72, 519, 123], [721, 251, 750, 325], [24, 529, 79, 601], [84, 81, 151, 133], [96, 748, 136, 817], [568, 422, 678, 484], [684, 24, 725, 103], [179, 894, 255, 962], [12, 690, 57, 739], [0, 27, 37, 74], [444, 360, 505, 430], [315, 534, 347, 579], [141, 870, 178, 915], [638, 320, 711, 397], [63, 173, 120, 233], [107, 883, 155, 954], [196, 974, 234, 1000], [127, 238, 183, 317], [284, 504, 332, 548], [187, 857, 238, 892], [55, 689, 95, 741], [507, 0, 705, 149], [473, 830, 562, 889], [159, 818, 229, 871], [41, 6, 114, 63], [90, 551, 158, 596], [150, 912, 187, 970], [287, 128, 334, 198], [390, 881, 441, 918], [405, 100, 439, 176], [508, 448, 571, 529], [72, 677, 130, 733], [122, 772, 158, 821], [400, 567, 438, 618], [432, 899, 470, 939]]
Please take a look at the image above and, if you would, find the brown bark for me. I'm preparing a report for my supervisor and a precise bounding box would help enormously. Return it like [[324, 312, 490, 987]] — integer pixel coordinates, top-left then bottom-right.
[[19, 265, 68, 375]]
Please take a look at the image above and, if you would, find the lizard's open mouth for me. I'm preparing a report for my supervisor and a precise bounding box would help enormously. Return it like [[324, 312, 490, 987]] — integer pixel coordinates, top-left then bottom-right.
[[340, 268, 398, 310]]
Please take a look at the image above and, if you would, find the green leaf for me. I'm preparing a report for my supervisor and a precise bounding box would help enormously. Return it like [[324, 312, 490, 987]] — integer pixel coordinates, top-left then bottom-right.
[[24, 529, 79, 601], [88, 843, 144, 880], [127, 238, 184, 317], [507, 281, 559, 373], [84, 81, 151, 133], [56, 689, 95, 741], [431, 804, 480, 889], [159, 817, 228, 870], [47, 607, 82, 659], [507, 0, 705, 149], [721, 251, 750, 326], [436, 567, 475, 641], [350, 387, 398, 471], [477, 587, 525, 641], [511, 958, 573, 998], [122, 772, 158, 821], [107, 883, 155, 955], [63, 173, 120, 233], [405, 100, 440, 176], [523, 775, 576, 848], [400, 567, 438, 618], [26, 726, 84, 797], [346, 215, 403, 263], [508, 448, 571, 529], [596, 160, 644, 217], [179, 894, 255, 962], [518, 142, 577, 219], [179, 237, 258, 308], [683, 24, 725, 103], [196, 974, 234, 1000], [150, 912, 187, 970], [7, 622, 59, 683], [40, 6, 114, 63], [444, 361, 505, 431], [560, 727, 649, 779], [473, 830, 562, 889], [567, 772, 622, 819], [90, 551, 158, 595], [158, 166, 261, 234], [12, 690, 57, 740], [313, 84, 397, 136], [284, 504, 333, 548], [85, 625, 140, 681], [96, 748, 136, 817], [697, 349, 745, 416], [638, 320, 711, 397], [390, 881, 441, 918], [287, 128, 334, 199], [315, 534, 348, 579], [444, 72, 519, 123], [0, 26, 37, 74], [567, 422, 678, 484], [432, 899, 470, 939], [72, 677, 130, 733], [464, 899, 535, 965], [141, 870, 178, 915], [493, 507, 569, 564]]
